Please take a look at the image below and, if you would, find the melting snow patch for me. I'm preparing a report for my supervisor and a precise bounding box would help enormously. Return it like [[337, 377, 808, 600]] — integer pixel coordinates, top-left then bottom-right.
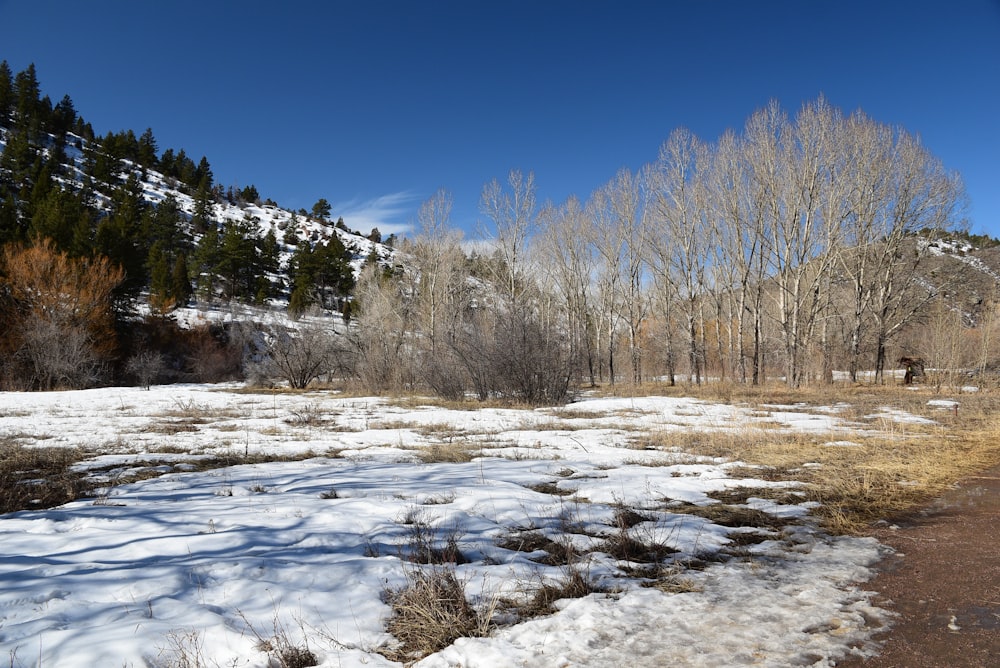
[[865, 408, 936, 425]]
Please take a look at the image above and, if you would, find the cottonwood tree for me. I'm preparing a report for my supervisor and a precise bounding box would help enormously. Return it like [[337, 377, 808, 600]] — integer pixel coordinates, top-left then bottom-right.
[[866, 132, 966, 382], [587, 168, 649, 384], [351, 263, 414, 394], [836, 112, 967, 382], [647, 128, 713, 384], [737, 99, 843, 387], [406, 189, 470, 398], [771, 98, 846, 386], [479, 169, 535, 307], [471, 171, 575, 402], [703, 134, 747, 383], [537, 196, 599, 386], [837, 110, 897, 381]]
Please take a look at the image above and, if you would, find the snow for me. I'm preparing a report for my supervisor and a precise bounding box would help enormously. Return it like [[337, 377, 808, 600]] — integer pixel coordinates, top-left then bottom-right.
[[0, 385, 892, 667]]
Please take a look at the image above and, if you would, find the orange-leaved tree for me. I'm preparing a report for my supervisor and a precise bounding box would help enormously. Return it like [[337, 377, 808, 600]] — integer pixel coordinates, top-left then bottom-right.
[[1, 239, 124, 390]]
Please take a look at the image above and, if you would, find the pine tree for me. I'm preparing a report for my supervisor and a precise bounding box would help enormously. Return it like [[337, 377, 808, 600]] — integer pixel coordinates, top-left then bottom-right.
[[286, 240, 316, 312], [288, 283, 310, 316], [51, 95, 76, 137], [96, 173, 148, 301], [171, 253, 193, 305], [286, 235, 355, 312], [159, 148, 175, 178], [142, 193, 189, 255], [147, 242, 173, 312], [174, 149, 196, 186], [194, 157, 213, 189], [92, 132, 125, 185], [240, 184, 259, 203], [0, 61, 13, 122], [215, 214, 264, 301], [192, 223, 221, 299], [311, 198, 331, 219], [0, 50, 9, 103], [258, 228, 280, 301], [0, 127, 36, 242], [12, 64, 40, 130], [27, 186, 87, 252], [191, 177, 216, 233], [0, 193, 20, 246], [137, 128, 158, 169], [120, 129, 140, 164]]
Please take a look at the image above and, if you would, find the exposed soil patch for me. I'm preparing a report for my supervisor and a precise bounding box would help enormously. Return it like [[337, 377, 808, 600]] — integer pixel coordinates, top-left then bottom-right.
[[838, 463, 1000, 667]]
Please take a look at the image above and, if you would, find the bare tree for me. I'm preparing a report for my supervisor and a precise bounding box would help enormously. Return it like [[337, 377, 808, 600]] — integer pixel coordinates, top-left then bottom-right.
[[753, 99, 841, 386], [836, 111, 967, 382], [257, 314, 343, 389], [537, 196, 599, 386], [587, 168, 650, 384], [837, 110, 894, 381], [648, 128, 713, 384], [407, 189, 472, 398], [125, 350, 166, 389], [411, 190, 464, 353], [479, 170, 536, 307], [352, 263, 414, 393], [867, 131, 967, 381]]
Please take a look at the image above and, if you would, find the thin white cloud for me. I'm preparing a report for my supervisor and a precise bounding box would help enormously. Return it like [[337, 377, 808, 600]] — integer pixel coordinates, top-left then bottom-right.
[[334, 191, 418, 237]]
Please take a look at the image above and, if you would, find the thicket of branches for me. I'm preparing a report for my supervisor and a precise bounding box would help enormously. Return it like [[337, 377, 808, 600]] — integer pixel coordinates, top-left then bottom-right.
[[349, 97, 974, 397]]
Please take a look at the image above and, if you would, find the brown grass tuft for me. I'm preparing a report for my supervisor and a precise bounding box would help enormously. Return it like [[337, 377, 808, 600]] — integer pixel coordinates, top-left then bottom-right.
[[382, 567, 494, 662], [0, 440, 90, 513]]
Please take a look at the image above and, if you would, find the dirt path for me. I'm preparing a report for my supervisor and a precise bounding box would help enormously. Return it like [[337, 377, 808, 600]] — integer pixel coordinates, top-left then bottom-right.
[[838, 463, 1000, 667]]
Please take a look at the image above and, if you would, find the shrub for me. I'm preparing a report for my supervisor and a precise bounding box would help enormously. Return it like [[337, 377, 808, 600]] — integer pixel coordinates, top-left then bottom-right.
[[0, 240, 124, 390]]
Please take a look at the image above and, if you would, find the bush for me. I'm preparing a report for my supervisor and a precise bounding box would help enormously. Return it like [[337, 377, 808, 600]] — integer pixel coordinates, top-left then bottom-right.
[[253, 317, 342, 389]]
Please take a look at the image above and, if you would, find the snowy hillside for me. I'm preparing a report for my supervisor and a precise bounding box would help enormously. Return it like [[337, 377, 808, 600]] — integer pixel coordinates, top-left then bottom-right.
[[1, 127, 398, 301]]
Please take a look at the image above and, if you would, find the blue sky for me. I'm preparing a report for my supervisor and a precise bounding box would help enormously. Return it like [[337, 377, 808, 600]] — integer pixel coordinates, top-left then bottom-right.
[[1, 0, 998, 238]]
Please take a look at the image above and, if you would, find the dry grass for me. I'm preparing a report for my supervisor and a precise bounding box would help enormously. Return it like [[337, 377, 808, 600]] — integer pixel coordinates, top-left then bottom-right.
[[387, 395, 536, 412], [413, 442, 480, 464], [665, 501, 792, 531], [590, 378, 951, 411], [398, 515, 469, 565], [381, 567, 495, 662], [540, 407, 612, 421], [496, 530, 579, 566], [0, 440, 91, 513], [142, 421, 202, 435], [639, 390, 1000, 533], [512, 566, 608, 619], [371, 419, 474, 441], [156, 400, 242, 420], [524, 480, 574, 496], [238, 609, 319, 668]]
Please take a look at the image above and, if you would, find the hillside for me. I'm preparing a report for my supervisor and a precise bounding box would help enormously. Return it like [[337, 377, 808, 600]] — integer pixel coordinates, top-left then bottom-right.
[[0, 62, 396, 319], [0, 125, 397, 305]]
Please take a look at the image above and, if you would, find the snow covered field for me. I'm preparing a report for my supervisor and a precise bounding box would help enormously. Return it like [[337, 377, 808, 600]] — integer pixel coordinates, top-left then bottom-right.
[[0, 385, 894, 667]]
